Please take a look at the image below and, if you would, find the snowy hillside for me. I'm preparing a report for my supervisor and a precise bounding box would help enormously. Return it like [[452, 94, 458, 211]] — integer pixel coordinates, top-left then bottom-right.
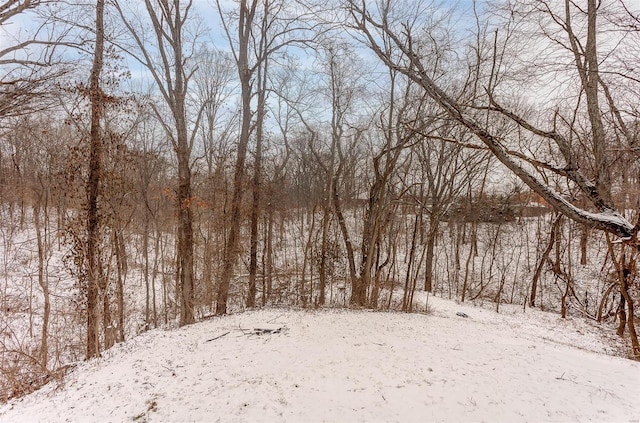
[[1, 296, 638, 423]]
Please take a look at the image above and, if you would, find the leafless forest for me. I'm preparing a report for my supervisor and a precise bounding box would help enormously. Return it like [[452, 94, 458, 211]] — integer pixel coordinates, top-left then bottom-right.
[[0, 0, 639, 402]]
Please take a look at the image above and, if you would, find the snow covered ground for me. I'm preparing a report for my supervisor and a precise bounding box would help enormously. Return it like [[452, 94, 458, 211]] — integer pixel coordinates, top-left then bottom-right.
[[1, 295, 638, 423]]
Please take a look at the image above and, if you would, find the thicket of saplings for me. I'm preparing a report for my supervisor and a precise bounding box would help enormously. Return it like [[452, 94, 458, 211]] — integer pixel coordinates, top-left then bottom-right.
[[0, 165, 635, 402]]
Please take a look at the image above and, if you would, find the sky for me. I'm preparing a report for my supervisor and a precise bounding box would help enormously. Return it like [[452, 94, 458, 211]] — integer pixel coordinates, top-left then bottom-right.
[[0, 0, 486, 94]]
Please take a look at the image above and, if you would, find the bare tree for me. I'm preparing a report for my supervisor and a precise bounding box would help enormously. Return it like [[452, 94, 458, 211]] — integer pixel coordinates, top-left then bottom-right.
[[414, 130, 484, 294], [86, 0, 105, 359], [323, 43, 362, 306], [214, 0, 256, 315], [215, 0, 316, 314], [345, 0, 637, 244], [192, 46, 236, 312], [345, 0, 640, 354], [0, 0, 74, 120], [114, 0, 205, 325], [358, 66, 418, 307]]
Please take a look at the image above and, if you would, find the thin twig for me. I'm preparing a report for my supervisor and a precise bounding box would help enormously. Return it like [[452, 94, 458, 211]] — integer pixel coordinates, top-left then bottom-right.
[[205, 331, 230, 343], [267, 314, 285, 324]]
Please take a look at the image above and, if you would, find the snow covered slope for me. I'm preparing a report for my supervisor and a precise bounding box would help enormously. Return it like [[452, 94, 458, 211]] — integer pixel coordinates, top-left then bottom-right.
[[1, 297, 638, 423]]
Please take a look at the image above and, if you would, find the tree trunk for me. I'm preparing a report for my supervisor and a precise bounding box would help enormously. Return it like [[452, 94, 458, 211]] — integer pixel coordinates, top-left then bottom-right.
[[202, 221, 215, 310], [247, 185, 260, 309], [606, 237, 640, 357], [560, 275, 570, 319], [580, 0, 610, 202], [152, 225, 160, 327], [402, 213, 419, 311], [247, 84, 266, 308], [333, 173, 357, 305], [86, 0, 105, 360], [114, 0, 198, 324], [101, 257, 114, 349], [460, 230, 474, 302], [33, 201, 49, 369], [424, 219, 439, 292], [143, 218, 150, 329], [247, 24, 269, 308], [620, 275, 640, 358], [617, 293, 627, 338], [113, 229, 126, 342], [300, 204, 317, 307], [580, 225, 588, 265], [360, 181, 381, 306], [176, 128, 195, 326], [596, 282, 616, 322], [264, 205, 274, 305], [318, 206, 331, 306], [409, 215, 427, 312], [361, 173, 393, 306], [530, 215, 561, 307], [216, 0, 255, 315], [173, 14, 196, 325]]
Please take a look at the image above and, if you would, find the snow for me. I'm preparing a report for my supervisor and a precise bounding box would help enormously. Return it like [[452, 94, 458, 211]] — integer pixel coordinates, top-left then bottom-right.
[[555, 195, 635, 237], [1, 296, 639, 423]]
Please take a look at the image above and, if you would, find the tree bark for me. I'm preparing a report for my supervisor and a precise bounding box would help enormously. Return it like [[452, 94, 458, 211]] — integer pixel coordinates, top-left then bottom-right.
[[113, 229, 126, 342], [86, 0, 105, 360], [530, 215, 561, 307], [333, 172, 357, 304], [580, 225, 588, 266], [33, 200, 49, 368], [607, 238, 640, 358], [424, 219, 439, 292], [247, 49, 268, 308], [566, 0, 610, 203], [318, 206, 331, 306], [176, 145, 194, 325], [402, 213, 419, 311], [264, 205, 274, 304]]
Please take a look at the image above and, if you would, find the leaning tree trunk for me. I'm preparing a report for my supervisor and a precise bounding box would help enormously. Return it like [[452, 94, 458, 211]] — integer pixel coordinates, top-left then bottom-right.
[[530, 214, 561, 307]]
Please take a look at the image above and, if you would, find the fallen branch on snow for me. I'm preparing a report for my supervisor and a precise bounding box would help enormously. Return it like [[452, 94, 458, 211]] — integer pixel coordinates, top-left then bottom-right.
[[205, 331, 231, 342], [239, 323, 289, 336]]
